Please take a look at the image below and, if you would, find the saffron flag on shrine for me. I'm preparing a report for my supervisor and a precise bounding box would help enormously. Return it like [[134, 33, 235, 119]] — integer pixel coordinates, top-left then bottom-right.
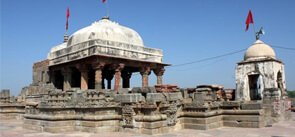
[[66, 7, 70, 31], [245, 10, 254, 31], [102, 0, 106, 3]]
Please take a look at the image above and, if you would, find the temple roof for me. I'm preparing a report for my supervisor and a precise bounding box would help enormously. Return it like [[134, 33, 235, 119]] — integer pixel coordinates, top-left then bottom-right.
[[244, 40, 276, 61], [47, 17, 164, 66], [68, 18, 144, 47]]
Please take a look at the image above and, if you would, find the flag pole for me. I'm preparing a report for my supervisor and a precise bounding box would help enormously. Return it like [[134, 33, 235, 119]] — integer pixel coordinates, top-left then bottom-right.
[[64, 7, 70, 42], [106, 0, 110, 17], [252, 23, 256, 40]]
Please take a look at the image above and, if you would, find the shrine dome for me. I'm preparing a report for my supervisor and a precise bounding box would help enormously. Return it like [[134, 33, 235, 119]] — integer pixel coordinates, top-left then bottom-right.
[[244, 40, 276, 61], [67, 17, 144, 47]]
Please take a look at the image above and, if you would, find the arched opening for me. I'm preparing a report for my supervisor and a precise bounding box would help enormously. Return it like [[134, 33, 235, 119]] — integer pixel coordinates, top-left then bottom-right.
[[71, 67, 81, 88], [121, 68, 133, 88], [102, 67, 114, 90], [248, 74, 263, 100]]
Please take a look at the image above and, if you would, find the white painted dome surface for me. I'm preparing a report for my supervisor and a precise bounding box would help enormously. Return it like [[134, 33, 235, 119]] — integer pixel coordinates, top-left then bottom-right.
[[68, 18, 144, 47], [48, 43, 67, 59], [244, 40, 276, 61]]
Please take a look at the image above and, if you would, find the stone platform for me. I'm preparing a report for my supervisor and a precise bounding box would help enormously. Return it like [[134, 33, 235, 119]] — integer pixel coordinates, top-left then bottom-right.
[[1, 112, 295, 137]]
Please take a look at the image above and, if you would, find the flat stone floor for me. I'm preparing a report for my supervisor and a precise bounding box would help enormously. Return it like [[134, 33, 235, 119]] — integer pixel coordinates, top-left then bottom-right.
[[1, 113, 295, 137]]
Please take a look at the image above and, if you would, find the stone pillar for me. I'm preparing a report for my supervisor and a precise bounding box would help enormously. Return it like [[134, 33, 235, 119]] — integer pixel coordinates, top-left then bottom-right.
[[80, 70, 88, 90], [92, 63, 105, 90], [153, 67, 165, 85], [77, 65, 88, 90], [122, 71, 132, 88], [114, 64, 125, 92], [140, 66, 151, 87], [62, 67, 72, 91]]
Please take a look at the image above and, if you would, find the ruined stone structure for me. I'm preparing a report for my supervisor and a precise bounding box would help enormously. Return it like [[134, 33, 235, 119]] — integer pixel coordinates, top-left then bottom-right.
[[235, 40, 290, 124], [0, 89, 25, 120], [0, 17, 291, 135]]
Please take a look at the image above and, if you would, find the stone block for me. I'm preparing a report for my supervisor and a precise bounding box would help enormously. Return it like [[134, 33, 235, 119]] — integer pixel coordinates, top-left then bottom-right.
[[118, 88, 130, 94], [223, 115, 263, 122], [155, 84, 178, 92], [162, 92, 183, 101], [80, 120, 119, 127], [182, 98, 192, 104], [183, 121, 222, 130], [131, 87, 156, 93], [241, 103, 262, 110], [223, 121, 262, 128], [40, 120, 75, 127], [196, 87, 212, 92], [222, 101, 240, 108], [181, 116, 222, 124], [43, 126, 75, 133], [115, 93, 143, 103], [142, 87, 156, 93], [146, 93, 165, 103], [141, 126, 171, 135], [23, 124, 43, 131], [207, 121, 223, 129], [183, 123, 207, 130], [1, 89, 10, 98], [79, 126, 120, 133], [193, 92, 205, 102], [131, 87, 141, 93], [180, 88, 189, 99], [141, 121, 167, 129]]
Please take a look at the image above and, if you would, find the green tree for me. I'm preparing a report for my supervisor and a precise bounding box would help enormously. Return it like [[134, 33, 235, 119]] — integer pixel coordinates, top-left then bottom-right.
[[287, 90, 295, 98]]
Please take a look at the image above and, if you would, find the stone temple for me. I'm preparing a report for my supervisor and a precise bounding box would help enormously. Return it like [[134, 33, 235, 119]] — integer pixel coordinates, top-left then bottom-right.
[[0, 16, 292, 135], [236, 40, 287, 101], [41, 17, 168, 91]]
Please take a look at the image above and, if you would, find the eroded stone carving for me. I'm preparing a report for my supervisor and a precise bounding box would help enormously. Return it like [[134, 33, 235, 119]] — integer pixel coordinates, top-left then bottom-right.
[[122, 104, 135, 127]]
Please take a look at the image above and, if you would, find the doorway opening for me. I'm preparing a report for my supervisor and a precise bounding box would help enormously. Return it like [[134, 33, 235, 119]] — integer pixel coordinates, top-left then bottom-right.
[[248, 74, 262, 100], [88, 68, 95, 89], [71, 67, 81, 88], [54, 70, 64, 90]]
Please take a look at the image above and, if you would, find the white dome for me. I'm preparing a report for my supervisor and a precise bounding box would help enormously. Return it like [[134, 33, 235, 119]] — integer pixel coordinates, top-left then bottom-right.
[[49, 43, 67, 53], [67, 18, 144, 47], [244, 40, 276, 61]]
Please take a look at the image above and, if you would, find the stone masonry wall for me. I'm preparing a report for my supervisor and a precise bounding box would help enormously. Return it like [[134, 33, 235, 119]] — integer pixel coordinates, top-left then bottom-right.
[[33, 59, 49, 85], [20, 85, 292, 135]]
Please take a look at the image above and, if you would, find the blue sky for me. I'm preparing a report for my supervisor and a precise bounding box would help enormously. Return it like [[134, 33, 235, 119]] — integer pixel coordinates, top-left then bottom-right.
[[1, 0, 295, 95]]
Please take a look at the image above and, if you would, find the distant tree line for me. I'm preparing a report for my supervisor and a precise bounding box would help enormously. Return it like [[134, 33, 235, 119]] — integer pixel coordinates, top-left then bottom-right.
[[287, 90, 295, 98]]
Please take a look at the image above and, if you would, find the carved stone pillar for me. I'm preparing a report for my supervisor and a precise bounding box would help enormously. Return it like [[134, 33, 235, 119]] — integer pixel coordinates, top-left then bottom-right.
[[62, 67, 72, 91], [114, 64, 125, 92], [122, 71, 132, 88], [153, 67, 165, 85], [80, 70, 88, 90], [92, 63, 105, 90], [77, 64, 88, 90], [140, 66, 151, 87]]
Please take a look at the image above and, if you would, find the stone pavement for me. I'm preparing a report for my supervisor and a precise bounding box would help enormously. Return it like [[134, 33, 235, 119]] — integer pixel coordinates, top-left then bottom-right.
[[1, 113, 295, 137]]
